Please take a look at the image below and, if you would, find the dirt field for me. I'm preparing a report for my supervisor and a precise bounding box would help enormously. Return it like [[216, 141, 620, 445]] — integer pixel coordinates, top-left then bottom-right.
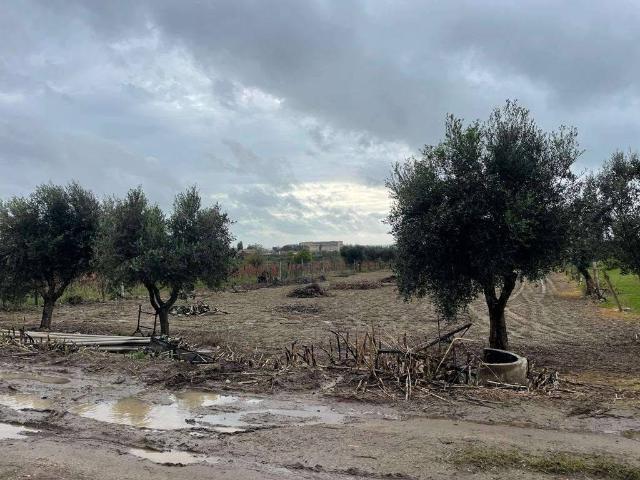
[[0, 271, 639, 479]]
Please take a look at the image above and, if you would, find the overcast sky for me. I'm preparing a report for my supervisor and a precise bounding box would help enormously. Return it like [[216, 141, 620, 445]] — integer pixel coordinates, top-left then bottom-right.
[[1, 1, 639, 247]]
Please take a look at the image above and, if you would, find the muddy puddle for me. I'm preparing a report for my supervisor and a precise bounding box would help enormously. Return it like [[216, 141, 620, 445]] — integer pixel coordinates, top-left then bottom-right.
[[0, 393, 53, 411], [0, 371, 70, 385], [129, 448, 219, 466], [73, 390, 346, 432], [0, 423, 38, 440]]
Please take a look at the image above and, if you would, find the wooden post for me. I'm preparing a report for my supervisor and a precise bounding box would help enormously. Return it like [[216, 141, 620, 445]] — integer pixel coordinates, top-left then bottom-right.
[[603, 271, 623, 312]]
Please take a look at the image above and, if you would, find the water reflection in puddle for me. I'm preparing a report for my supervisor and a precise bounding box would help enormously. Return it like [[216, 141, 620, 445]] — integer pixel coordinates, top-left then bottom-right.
[[73, 391, 344, 431], [0, 423, 38, 440], [174, 391, 243, 408], [0, 393, 53, 411], [73, 397, 190, 430], [0, 372, 70, 385], [129, 448, 219, 466]]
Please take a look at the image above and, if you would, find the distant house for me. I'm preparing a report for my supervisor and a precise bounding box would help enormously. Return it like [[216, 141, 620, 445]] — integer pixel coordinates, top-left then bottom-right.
[[299, 241, 343, 253]]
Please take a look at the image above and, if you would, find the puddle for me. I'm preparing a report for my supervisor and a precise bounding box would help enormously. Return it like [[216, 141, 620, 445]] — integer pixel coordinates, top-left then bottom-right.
[[73, 397, 192, 430], [0, 393, 53, 411], [129, 448, 218, 466], [174, 391, 242, 408], [0, 423, 38, 440], [73, 391, 345, 432], [0, 372, 70, 385]]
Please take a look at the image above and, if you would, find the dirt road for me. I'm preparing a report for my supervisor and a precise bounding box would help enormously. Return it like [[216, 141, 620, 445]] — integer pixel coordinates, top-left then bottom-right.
[[0, 272, 639, 478], [1, 360, 639, 479]]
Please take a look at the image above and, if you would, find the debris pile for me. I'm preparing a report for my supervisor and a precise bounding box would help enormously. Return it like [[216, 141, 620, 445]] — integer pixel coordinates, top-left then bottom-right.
[[281, 323, 559, 400], [169, 302, 228, 316], [287, 283, 328, 298]]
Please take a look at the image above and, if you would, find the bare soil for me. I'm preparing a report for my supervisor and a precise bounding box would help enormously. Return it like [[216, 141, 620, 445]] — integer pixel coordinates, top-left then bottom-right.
[[0, 271, 639, 479]]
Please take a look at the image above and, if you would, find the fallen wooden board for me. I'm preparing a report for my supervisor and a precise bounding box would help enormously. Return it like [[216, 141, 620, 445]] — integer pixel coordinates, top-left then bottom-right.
[[2, 329, 151, 348]]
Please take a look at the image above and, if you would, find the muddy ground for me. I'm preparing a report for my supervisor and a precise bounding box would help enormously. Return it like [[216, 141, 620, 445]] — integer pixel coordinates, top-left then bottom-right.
[[0, 272, 639, 479]]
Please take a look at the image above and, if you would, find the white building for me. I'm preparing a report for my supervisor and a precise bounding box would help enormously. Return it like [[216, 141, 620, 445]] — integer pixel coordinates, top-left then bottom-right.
[[299, 241, 343, 253]]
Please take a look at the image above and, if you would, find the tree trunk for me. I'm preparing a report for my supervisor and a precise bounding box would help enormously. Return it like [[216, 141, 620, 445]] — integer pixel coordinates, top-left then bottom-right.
[[40, 297, 55, 330], [483, 273, 517, 350], [145, 283, 179, 337], [158, 308, 170, 336], [578, 266, 596, 297], [488, 302, 508, 350]]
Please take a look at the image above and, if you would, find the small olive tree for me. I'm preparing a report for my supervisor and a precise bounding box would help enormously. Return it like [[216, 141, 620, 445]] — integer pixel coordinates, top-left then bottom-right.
[[98, 186, 234, 335], [0, 183, 100, 328], [567, 175, 608, 297], [387, 102, 579, 350], [598, 151, 640, 281]]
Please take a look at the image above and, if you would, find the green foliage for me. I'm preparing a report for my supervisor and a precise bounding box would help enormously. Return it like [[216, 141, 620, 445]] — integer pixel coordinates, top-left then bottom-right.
[[387, 101, 579, 347], [236, 240, 243, 251], [453, 445, 640, 480], [598, 151, 640, 280], [598, 268, 640, 312], [340, 245, 396, 264], [97, 186, 234, 334], [292, 249, 313, 264], [245, 250, 265, 268], [0, 183, 100, 327], [567, 175, 608, 271]]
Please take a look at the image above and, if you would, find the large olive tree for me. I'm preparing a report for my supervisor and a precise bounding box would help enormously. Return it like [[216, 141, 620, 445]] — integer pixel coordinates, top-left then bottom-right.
[[387, 102, 579, 350], [0, 183, 100, 329], [98, 186, 234, 335]]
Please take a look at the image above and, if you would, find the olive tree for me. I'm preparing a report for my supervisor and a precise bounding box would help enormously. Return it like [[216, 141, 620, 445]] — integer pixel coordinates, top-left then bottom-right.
[[0, 183, 100, 329], [98, 186, 234, 335], [387, 102, 579, 350], [567, 175, 608, 297], [598, 151, 640, 281]]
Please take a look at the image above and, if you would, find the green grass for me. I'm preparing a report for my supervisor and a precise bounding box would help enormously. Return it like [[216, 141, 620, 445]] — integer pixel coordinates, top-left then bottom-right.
[[453, 446, 640, 479], [599, 269, 640, 313]]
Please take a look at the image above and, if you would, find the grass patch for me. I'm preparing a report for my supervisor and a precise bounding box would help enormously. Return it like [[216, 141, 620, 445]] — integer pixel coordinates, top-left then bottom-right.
[[452, 445, 640, 479], [599, 269, 640, 313]]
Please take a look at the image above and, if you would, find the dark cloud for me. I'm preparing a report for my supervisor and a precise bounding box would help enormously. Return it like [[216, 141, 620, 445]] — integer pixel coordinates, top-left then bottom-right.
[[1, 0, 639, 245]]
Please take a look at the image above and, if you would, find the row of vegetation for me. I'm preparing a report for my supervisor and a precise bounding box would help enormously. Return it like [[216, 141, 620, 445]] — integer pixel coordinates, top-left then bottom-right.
[[0, 186, 233, 335], [388, 101, 640, 349], [0, 184, 395, 336], [1, 101, 638, 350]]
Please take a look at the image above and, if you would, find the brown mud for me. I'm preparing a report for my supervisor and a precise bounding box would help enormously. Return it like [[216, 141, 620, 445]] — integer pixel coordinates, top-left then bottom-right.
[[0, 272, 639, 479]]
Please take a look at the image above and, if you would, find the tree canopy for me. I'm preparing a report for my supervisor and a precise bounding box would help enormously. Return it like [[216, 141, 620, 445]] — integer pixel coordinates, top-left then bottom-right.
[[0, 183, 100, 328], [566, 174, 609, 297], [97, 186, 234, 335], [598, 151, 640, 280], [387, 101, 580, 349]]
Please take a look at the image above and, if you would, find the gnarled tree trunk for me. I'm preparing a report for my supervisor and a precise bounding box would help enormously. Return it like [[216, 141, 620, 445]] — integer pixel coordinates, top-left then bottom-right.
[[483, 273, 517, 350], [39, 280, 69, 330], [158, 307, 171, 336], [40, 296, 56, 330], [577, 266, 597, 297], [145, 283, 179, 336]]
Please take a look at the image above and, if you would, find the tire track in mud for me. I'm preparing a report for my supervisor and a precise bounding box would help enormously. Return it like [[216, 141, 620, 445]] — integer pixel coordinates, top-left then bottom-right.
[[468, 277, 586, 343], [505, 278, 576, 343]]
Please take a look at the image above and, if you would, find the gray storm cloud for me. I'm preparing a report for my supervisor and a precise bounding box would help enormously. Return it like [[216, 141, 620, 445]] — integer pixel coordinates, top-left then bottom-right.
[[1, 0, 639, 245]]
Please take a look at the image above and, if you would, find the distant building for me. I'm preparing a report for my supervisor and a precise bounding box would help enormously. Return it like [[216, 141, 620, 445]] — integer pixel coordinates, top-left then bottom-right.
[[299, 241, 343, 253]]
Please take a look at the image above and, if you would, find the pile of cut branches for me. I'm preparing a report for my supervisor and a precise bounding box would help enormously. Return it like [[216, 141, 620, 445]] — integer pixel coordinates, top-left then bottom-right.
[[287, 283, 329, 298]]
